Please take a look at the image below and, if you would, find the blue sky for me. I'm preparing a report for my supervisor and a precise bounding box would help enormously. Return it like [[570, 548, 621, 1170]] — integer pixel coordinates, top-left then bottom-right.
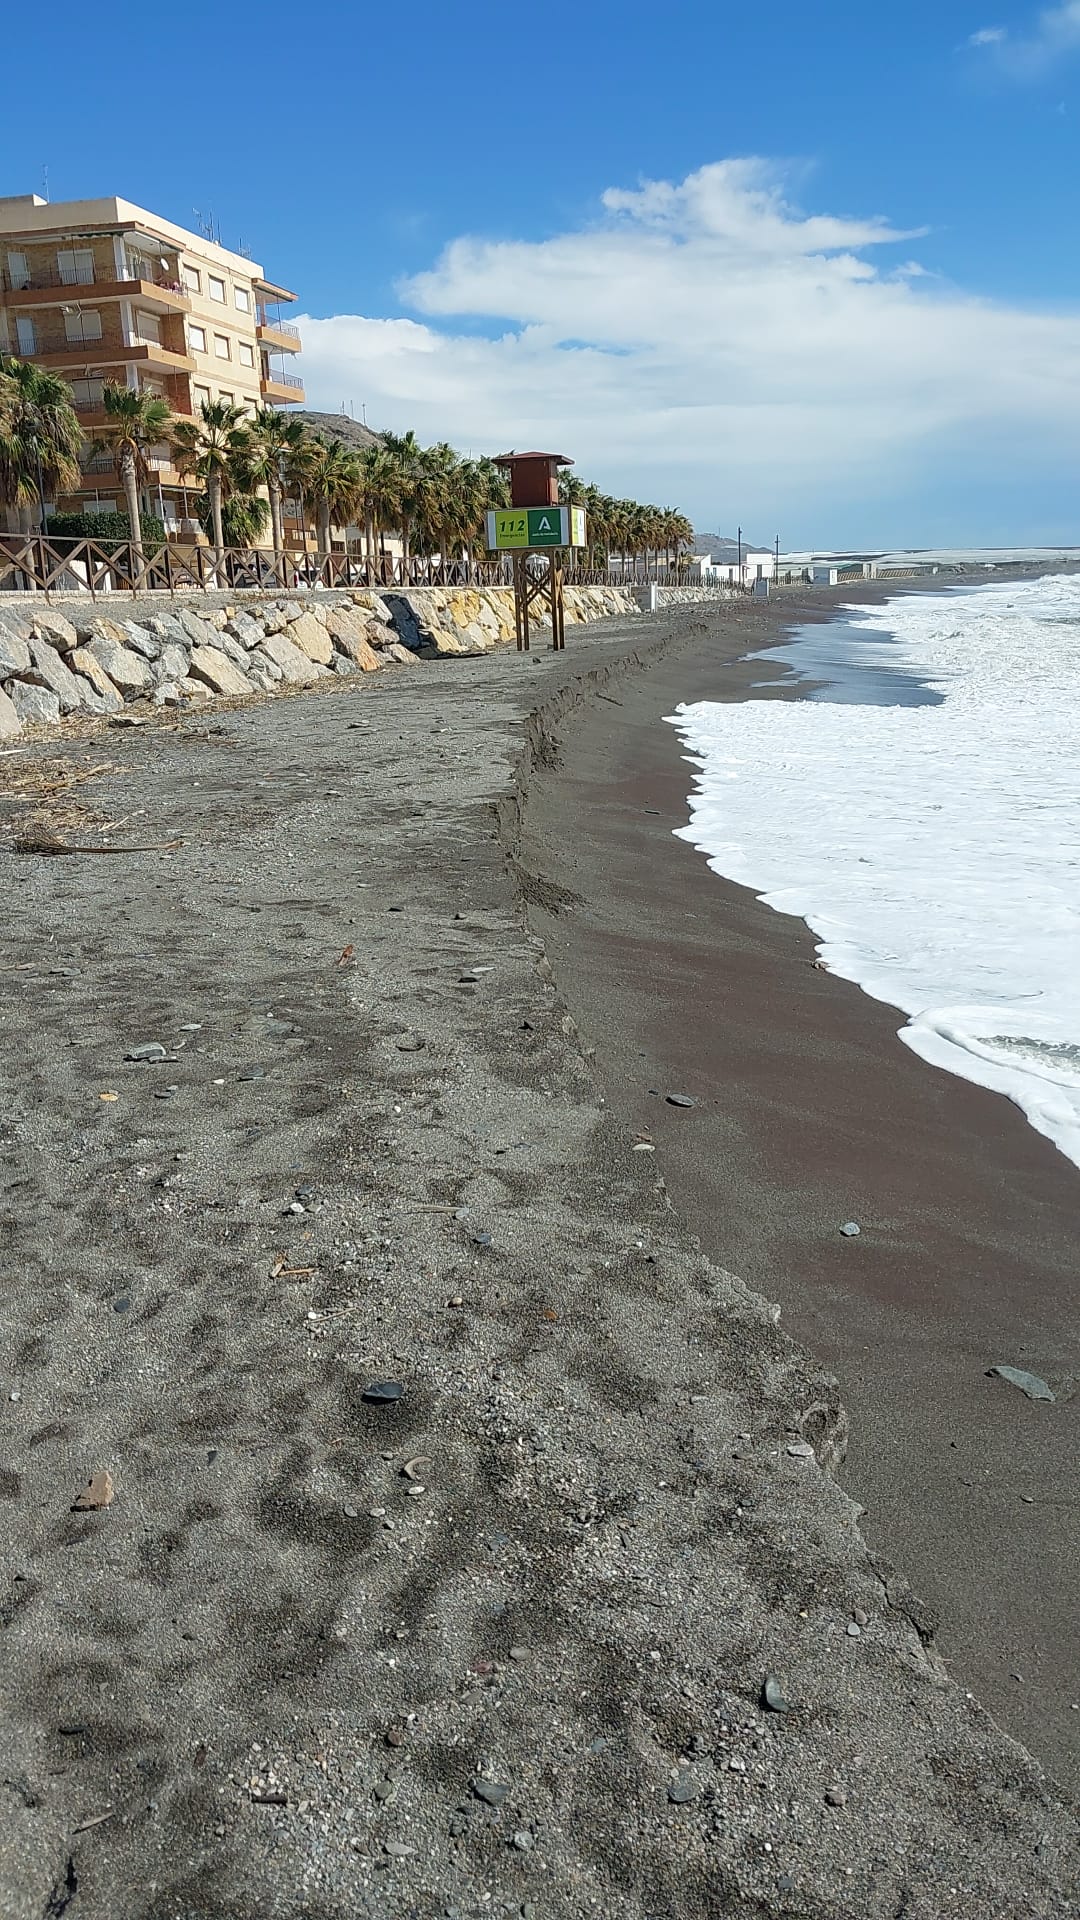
[[4, 0, 1080, 544]]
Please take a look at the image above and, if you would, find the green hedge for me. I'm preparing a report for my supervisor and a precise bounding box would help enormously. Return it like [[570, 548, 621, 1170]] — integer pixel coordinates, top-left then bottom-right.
[[45, 510, 166, 546]]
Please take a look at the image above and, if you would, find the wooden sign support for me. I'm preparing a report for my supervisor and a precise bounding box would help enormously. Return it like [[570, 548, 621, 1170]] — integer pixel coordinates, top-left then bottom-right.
[[512, 551, 566, 652]]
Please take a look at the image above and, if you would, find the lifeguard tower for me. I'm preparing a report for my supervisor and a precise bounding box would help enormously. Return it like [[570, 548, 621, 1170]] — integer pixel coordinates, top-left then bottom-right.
[[485, 450, 587, 651]]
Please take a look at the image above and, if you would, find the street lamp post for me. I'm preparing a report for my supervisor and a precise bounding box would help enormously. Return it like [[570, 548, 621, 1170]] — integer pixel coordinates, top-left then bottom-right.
[[775, 532, 780, 584], [737, 524, 742, 587]]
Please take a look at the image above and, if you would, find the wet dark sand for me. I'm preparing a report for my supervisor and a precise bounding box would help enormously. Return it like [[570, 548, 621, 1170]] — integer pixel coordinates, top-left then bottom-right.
[[525, 588, 1080, 1791]]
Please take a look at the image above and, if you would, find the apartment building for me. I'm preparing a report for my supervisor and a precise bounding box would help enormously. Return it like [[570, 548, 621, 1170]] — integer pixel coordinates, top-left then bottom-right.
[[0, 193, 304, 534]]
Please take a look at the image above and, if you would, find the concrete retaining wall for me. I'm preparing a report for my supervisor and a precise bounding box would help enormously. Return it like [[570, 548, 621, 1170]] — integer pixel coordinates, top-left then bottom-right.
[[632, 584, 741, 611]]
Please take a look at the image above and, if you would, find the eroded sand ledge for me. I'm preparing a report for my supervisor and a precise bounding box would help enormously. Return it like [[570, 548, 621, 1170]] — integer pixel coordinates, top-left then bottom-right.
[[0, 606, 1075, 1918]]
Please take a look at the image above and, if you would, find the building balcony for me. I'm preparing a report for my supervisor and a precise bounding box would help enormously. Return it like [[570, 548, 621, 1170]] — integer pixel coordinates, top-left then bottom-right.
[[260, 370, 305, 404], [256, 317, 302, 353], [0, 265, 190, 314], [27, 339, 195, 375], [78, 452, 188, 487]]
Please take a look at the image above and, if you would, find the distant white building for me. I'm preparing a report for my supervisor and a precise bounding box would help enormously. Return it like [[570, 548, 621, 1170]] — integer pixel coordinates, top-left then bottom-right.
[[699, 549, 775, 586]]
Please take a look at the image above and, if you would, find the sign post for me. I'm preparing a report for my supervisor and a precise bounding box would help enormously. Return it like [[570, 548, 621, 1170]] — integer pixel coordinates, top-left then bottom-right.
[[486, 456, 586, 651]]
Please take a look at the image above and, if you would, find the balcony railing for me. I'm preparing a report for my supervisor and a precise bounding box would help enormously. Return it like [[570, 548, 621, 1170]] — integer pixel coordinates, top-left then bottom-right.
[[257, 314, 301, 342], [1, 262, 187, 295], [262, 369, 304, 389]]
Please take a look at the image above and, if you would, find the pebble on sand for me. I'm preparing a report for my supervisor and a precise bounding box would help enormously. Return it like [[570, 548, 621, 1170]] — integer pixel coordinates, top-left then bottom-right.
[[762, 1676, 791, 1713], [362, 1381, 405, 1405], [472, 1778, 510, 1807]]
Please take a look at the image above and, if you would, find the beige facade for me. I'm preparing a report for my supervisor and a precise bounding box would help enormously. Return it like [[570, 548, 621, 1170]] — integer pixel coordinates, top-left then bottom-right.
[[0, 193, 304, 534]]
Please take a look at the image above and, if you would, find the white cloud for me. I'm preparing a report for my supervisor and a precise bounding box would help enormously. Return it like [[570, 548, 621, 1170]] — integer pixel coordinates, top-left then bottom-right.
[[970, 1, 1080, 72], [296, 159, 1080, 541]]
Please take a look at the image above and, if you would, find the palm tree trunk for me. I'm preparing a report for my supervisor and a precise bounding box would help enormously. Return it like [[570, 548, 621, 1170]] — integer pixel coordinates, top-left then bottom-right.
[[268, 472, 284, 575], [120, 447, 144, 579], [209, 469, 225, 582], [317, 500, 331, 574], [401, 514, 411, 570], [364, 506, 375, 570]]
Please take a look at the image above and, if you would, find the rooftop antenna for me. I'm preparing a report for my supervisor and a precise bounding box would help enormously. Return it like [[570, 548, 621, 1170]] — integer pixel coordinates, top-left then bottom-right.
[[41, 164, 49, 202]]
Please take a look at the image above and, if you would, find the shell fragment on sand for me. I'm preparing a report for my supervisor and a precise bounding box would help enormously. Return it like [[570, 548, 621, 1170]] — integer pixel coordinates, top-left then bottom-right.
[[987, 1364, 1055, 1402]]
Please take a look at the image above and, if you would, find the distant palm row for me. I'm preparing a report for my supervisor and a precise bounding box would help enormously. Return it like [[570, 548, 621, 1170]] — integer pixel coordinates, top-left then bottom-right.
[[0, 355, 693, 572]]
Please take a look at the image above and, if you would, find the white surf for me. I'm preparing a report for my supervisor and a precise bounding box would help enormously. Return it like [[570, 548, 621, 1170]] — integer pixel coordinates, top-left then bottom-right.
[[667, 573, 1080, 1170]]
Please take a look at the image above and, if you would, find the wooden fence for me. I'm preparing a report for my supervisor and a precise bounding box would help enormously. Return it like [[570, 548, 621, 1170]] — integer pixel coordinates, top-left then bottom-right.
[[0, 536, 707, 601]]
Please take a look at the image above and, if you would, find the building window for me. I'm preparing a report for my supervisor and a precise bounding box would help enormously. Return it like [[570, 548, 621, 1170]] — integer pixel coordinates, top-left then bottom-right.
[[70, 376, 105, 409], [213, 333, 230, 360], [56, 247, 95, 286], [194, 384, 211, 410], [15, 314, 36, 355], [234, 285, 251, 313], [189, 323, 206, 352], [208, 275, 226, 303], [6, 251, 29, 290], [65, 308, 102, 342], [182, 264, 201, 294], [238, 341, 254, 367]]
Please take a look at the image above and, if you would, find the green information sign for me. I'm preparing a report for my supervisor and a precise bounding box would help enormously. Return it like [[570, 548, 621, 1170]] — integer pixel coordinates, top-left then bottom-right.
[[486, 506, 587, 551]]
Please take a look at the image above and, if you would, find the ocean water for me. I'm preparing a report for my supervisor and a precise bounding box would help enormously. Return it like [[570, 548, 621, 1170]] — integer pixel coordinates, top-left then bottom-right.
[[667, 573, 1080, 1169]]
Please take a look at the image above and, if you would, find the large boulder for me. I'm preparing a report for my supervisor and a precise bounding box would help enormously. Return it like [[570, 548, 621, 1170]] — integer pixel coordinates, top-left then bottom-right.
[[32, 609, 79, 653], [176, 607, 220, 649], [147, 613, 190, 646], [324, 604, 371, 649], [0, 687, 21, 739], [224, 612, 266, 650], [254, 631, 322, 686], [0, 624, 32, 677], [27, 636, 96, 713], [85, 630, 154, 699], [156, 642, 191, 686], [121, 622, 160, 661], [212, 630, 254, 670], [385, 641, 419, 666], [245, 653, 284, 693], [349, 589, 393, 625], [69, 648, 123, 711], [331, 624, 382, 671], [187, 646, 256, 697], [286, 610, 334, 665], [8, 681, 61, 727]]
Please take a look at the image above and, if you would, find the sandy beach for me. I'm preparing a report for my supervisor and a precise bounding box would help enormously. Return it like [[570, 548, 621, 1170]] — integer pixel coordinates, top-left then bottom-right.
[[0, 595, 1076, 1919]]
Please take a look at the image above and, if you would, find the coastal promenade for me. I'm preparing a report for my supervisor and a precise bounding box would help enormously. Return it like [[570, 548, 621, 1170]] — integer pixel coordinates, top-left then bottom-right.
[[0, 603, 1075, 1918]]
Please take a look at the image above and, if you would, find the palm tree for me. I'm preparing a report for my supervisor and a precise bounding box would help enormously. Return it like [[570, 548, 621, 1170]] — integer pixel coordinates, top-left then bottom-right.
[[208, 487, 271, 551], [0, 354, 82, 526], [245, 407, 307, 570], [380, 428, 424, 565], [357, 442, 399, 570], [299, 437, 365, 568], [170, 398, 251, 576], [92, 384, 172, 569]]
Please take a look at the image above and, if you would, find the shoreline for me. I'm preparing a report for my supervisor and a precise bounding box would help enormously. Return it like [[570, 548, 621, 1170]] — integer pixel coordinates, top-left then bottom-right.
[[0, 598, 1076, 1917], [522, 583, 1080, 1792]]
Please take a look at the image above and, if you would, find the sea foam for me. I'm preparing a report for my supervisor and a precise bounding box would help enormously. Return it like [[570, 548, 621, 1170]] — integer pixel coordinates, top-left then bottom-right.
[[667, 573, 1080, 1169]]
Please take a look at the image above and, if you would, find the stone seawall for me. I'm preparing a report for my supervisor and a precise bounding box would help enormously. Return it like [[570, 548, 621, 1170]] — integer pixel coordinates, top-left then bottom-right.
[[0, 584, 638, 739]]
